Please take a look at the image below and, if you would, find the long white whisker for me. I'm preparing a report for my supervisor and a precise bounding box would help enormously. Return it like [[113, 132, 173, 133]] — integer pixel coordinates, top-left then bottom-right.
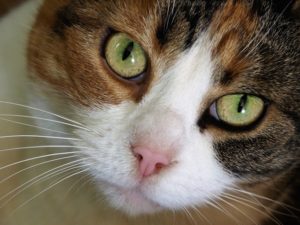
[[224, 193, 297, 219], [0, 145, 92, 153], [0, 100, 84, 126], [222, 195, 283, 225], [62, 173, 90, 199], [206, 196, 240, 224], [0, 155, 78, 185], [217, 196, 259, 225], [9, 168, 90, 216], [0, 151, 81, 171], [0, 117, 68, 135], [1, 164, 81, 206], [190, 206, 212, 225], [227, 187, 300, 212], [0, 159, 89, 205], [225, 192, 270, 210], [0, 135, 80, 141], [183, 207, 197, 225], [0, 114, 91, 132]]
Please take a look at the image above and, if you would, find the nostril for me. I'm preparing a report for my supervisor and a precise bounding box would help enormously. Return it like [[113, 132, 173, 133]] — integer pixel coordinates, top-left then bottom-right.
[[134, 153, 143, 162], [155, 162, 165, 171], [132, 146, 170, 177]]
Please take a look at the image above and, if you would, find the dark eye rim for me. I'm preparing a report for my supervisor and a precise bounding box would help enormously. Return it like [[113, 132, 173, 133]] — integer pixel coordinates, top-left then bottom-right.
[[100, 29, 149, 83], [198, 93, 270, 133]]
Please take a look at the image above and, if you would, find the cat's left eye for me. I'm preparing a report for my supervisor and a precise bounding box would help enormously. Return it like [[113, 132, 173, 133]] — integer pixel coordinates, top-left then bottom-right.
[[104, 33, 147, 80], [209, 94, 266, 128]]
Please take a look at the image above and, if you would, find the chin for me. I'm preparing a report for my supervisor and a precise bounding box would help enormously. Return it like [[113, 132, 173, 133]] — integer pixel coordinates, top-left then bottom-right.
[[100, 183, 162, 216]]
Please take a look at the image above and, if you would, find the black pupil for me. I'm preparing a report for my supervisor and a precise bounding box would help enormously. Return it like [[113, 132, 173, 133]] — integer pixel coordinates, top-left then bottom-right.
[[122, 42, 134, 60], [237, 94, 248, 113]]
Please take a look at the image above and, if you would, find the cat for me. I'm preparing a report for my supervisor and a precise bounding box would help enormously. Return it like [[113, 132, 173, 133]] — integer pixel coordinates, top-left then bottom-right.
[[0, 0, 299, 224]]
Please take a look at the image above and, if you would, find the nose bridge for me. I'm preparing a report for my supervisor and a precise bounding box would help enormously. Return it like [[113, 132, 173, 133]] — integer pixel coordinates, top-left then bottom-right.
[[133, 78, 199, 147], [135, 80, 203, 136], [132, 37, 213, 146], [134, 106, 184, 147], [145, 48, 212, 125]]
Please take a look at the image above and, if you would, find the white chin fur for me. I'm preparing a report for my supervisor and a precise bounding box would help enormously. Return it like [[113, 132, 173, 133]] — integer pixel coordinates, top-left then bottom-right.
[[100, 183, 162, 216]]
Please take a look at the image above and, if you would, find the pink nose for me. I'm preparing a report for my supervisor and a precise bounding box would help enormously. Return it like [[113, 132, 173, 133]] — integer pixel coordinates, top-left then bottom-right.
[[133, 147, 170, 177]]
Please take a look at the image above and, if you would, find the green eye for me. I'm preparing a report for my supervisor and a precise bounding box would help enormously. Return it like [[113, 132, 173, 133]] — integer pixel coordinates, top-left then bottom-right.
[[105, 33, 147, 79], [215, 94, 265, 127]]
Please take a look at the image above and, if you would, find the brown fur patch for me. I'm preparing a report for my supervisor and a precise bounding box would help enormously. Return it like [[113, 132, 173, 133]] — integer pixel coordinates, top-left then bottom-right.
[[211, 0, 259, 82], [28, 0, 171, 106]]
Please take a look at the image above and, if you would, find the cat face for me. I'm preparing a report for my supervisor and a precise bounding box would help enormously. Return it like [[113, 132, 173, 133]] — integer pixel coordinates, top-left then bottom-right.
[[28, 0, 300, 215]]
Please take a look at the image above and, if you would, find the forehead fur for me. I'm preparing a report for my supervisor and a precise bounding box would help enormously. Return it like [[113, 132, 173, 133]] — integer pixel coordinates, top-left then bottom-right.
[[211, 0, 258, 77], [28, 0, 300, 108]]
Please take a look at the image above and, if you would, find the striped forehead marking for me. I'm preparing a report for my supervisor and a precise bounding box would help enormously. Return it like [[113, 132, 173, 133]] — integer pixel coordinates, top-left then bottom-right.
[[210, 0, 259, 85]]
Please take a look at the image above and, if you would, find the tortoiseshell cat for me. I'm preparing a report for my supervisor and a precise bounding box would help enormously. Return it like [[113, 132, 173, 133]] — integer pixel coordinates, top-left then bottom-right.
[[0, 0, 299, 224]]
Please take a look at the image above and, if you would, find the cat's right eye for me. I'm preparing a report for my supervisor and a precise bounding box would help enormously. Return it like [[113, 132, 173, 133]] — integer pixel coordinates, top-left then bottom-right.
[[104, 33, 148, 80], [209, 94, 266, 128]]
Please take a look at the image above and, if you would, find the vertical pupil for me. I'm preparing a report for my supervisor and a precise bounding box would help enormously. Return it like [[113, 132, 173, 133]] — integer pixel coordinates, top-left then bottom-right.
[[122, 42, 134, 60], [237, 94, 248, 113]]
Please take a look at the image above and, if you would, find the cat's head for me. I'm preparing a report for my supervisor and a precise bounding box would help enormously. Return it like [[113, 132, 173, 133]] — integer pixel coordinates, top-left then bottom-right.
[[27, 0, 300, 215]]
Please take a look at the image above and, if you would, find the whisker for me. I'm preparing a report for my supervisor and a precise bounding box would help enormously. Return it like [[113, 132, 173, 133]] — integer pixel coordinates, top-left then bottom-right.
[[1, 165, 81, 206], [0, 117, 68, 135], [225, 192, 269, 210], [227, 187, 300, 212], [0, 102, 103, 136], [0, 145, 92, 153], [222, 195, 283, 225], [183, 207, 197, 225], [0, 100, 84, 126], [0, 155, 78, 184], [62, 173, 91, 199], [0, 135, 80, 141], [171, 209, 176, 225], [0, 114, 91, 132], [224, 193, 298, 219], [217, 195, 259, 225], [206, 196, 240, 224], [190, 206, 212, 225], [0, 151, 81, 170], [0, 159, 89, 206], [9, 168, 90, 216]]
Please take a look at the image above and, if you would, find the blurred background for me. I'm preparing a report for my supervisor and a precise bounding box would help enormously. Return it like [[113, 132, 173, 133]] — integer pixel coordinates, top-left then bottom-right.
[[0, 0, 25, 17]]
